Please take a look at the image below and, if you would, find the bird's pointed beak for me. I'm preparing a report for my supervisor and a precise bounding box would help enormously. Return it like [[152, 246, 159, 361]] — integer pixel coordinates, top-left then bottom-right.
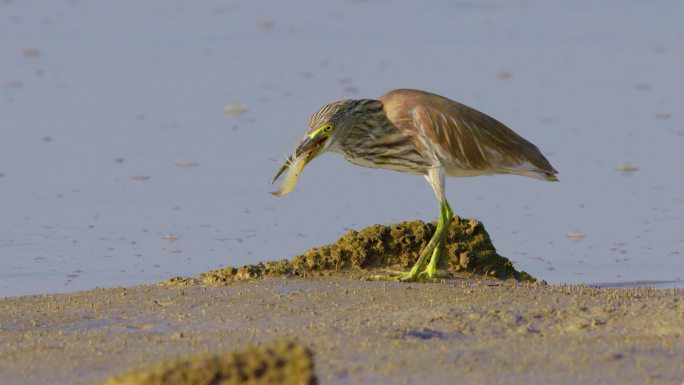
[[270, 135, 325, 184], [270, 133, 328, 196], [295, 135, 325, 161], [270, 161, 290, 185]]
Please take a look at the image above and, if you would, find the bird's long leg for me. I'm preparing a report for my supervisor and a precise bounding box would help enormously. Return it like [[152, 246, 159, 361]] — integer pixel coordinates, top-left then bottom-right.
[[373, 167, 451, 282], [397, 199, 452, 281], [421, 200, 453, 279]]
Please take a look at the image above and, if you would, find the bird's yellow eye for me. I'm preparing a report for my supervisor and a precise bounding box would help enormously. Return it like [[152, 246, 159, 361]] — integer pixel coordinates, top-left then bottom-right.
[[308, 123, 335, 140]]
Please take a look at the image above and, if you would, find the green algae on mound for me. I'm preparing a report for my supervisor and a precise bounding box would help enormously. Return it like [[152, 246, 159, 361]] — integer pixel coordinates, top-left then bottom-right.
[[163, 218, 534, 286], [103, 339, 316, 385]]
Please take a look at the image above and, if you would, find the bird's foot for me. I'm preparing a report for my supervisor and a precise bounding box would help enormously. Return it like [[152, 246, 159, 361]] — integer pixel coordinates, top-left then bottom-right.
[[370, 269, 418, 282], [371, 268, 449, 282], [418, 267, 450, 280]]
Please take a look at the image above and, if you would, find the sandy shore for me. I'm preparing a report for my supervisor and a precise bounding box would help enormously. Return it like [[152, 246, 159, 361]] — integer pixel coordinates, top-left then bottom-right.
[[1, 274, 682, 385]]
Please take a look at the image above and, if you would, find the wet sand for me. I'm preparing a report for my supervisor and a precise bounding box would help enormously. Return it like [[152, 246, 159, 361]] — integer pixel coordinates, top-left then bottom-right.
[[1, 274, 682, 385]]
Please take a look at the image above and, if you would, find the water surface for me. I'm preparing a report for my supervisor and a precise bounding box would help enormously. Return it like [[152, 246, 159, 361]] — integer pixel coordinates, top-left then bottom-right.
[[1, 0, 683, 296]]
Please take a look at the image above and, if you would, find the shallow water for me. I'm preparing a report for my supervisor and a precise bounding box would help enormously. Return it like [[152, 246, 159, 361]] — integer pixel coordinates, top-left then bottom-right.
[[1, 0, 682, 296]]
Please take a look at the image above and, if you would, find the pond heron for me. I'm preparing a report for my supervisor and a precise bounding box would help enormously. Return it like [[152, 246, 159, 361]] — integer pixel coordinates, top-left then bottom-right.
[[271, 89, 557, 281]]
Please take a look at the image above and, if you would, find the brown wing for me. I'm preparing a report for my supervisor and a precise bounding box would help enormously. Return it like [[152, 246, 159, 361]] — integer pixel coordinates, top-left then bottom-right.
[[380, 89, 557, 179]]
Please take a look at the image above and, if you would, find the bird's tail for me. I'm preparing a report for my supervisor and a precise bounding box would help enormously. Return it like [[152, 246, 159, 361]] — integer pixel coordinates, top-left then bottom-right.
[[544, 172, 559, 182]]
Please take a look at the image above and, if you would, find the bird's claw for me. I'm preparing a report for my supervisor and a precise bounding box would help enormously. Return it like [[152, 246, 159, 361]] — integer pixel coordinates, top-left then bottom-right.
[[370, 270, 418, 282], [418, 268, 451, 280], [371, 269, 450, 282]]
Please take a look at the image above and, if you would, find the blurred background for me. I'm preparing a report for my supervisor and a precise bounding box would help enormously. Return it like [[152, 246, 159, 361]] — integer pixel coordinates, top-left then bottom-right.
[[1, 0, 682, 296]]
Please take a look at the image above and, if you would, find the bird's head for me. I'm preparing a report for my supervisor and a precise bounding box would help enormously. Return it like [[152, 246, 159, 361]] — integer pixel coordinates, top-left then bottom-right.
[[270, 99, 359, 196]]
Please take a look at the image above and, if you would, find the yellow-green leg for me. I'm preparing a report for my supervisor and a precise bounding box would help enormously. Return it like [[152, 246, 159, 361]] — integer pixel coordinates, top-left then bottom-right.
[[374, 200, 453, 282], [372, 167, 452, 282], [420, 201, 453, 279]]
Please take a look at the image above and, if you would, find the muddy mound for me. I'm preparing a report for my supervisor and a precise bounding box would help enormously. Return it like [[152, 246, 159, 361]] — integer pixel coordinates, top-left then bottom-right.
[[103, 339, 316, 385], [164, 218, 534, 286]]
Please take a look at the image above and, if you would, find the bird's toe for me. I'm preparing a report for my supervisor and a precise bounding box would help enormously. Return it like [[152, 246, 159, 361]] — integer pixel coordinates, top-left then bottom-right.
[[418, 269, 451, 280], [370, 270, 419, 282]]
